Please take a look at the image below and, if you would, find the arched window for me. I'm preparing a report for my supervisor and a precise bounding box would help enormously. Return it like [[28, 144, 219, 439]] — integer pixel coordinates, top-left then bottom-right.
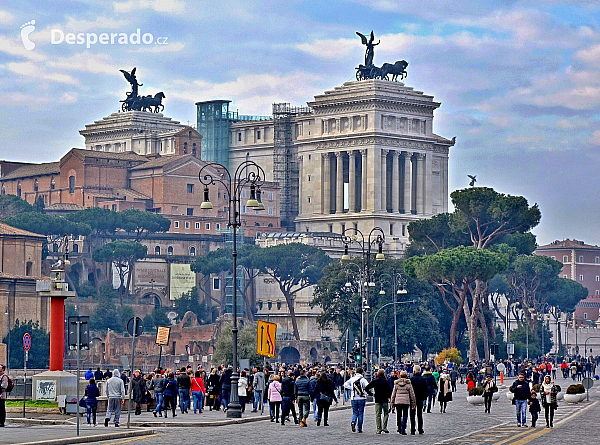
[[1, 184, 5, 195], [189, 246, 196, 257], [154, 246, 161, 255], [72, 243, 79, 253], [34, 179, 38, 192], [167, 246, 174, 256], [17, 182, 21, 198], [69, 176, 75, 194], [50, 177, 56, 190], [183, 142, 188, 154], [192, 143, 197, 156]]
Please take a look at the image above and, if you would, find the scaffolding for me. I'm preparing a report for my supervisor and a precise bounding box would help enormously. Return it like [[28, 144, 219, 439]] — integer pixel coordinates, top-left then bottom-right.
[[272, 103, 312, 230]]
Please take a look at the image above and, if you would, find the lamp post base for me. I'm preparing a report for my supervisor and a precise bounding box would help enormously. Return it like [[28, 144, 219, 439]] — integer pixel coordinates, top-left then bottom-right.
[[226, 402, 242, 418]]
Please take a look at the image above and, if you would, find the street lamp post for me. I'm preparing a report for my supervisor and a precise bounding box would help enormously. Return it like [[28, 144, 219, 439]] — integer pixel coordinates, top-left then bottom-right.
[[378, 272, 408, 362], [199, 160, 265, 419], [341, 227, 385, 377], [371, 299, 416, 365]]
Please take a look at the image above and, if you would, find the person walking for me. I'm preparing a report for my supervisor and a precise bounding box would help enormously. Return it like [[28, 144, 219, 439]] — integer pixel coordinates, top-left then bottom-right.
[[191, 370, 205, 414], [343, 367, 368, 433], [437, 371, 452, 413], [252, 366, 265, 412], [104, 369, 126, 427], [365, 369, 392, 434], [238, 371, 249, 413], [449, 367, 459, 392], [540, 375, 557, 428], [176, 367, 191, 414], [315, 371, 337, 426], [409, 365, 428, 435], [94, 367, 103, 382], [151, 371, 166, 417], [280, 370, 298, 425], [295, 369, 311, 427], [482, 375, 497, 413], [130, 370, 146, 416], [84, 368, 94, 380], [528, 391, 541, 427], [220, 366, 233, 412], [0, 364, 9, 428], [207, 368, 221, 411], [268, 375, 283, 423], [85, 378, 100, 426], [391, 371, 416, 435], [163, 373, 178, 418], [422, 367, 436, 413], [510, 373, 530, 427]]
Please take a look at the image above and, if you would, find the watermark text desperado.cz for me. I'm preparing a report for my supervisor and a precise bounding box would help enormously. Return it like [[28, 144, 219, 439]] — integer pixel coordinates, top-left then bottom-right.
[[51, 29, 168, 49]]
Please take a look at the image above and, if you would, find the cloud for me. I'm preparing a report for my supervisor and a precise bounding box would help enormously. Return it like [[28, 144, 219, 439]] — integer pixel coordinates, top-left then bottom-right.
[[296, 38, 359, 61], [113, 0, 185, 14], [47, 52, 120, 75], [1, 91, 78, 108], [132, 42, 185, 53], [593, 130, 600, 146], [0, 36, 47, 62], [576, 44, 600, 68], [6, 61, 79, 85], [33, 16, 130, 46], [0, 9, 15, 25]]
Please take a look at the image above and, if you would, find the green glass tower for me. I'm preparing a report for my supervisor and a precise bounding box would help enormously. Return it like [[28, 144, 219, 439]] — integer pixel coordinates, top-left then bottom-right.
[[196, 100, 231, 169]]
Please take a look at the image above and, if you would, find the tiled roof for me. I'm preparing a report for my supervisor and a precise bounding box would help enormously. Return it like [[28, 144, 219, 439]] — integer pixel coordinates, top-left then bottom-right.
[[111, 188, 151, 200], [130, 155, 188, 170], [1, 162, 60, 180], [45, 203, 85, 211], [0, 221, 45, 238], [537, 239, 600, 250], [68, 148, 145, 162]]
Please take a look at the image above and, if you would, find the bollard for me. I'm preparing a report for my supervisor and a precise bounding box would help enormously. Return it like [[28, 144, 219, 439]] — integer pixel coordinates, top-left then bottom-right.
[[500, 372, 504, 384]]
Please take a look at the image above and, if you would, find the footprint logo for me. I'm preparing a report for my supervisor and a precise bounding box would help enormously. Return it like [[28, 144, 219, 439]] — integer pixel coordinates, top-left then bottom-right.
[[20, 20, 36, 51]]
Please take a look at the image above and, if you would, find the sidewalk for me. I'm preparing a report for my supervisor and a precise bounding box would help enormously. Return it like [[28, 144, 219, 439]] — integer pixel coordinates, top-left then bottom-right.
[[0, 424, 154, 445]]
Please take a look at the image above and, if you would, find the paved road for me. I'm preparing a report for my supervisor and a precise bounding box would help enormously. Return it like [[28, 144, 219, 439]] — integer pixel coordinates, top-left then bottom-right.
[[91, 375, 600, 445]]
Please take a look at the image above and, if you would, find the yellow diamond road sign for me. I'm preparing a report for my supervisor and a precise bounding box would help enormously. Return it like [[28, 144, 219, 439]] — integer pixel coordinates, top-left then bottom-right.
[[257, 320, 276, 358]]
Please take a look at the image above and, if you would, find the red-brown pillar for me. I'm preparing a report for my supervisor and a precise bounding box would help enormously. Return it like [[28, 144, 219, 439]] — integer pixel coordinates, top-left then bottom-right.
[[49, 296, 66, 371]]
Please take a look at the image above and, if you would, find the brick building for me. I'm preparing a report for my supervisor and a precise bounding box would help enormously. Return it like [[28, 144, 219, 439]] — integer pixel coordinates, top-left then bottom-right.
[[535, 239, 600, 324]]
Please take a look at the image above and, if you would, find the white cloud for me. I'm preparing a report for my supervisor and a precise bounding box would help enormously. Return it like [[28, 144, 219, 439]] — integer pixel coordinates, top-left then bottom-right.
[[576, 44, 600, 68], [0, 36, 47, 62], [0, 9, 15, 25], [592, 130, 600, 146], [34, 16, 129, 46], [113, 0, 185, 14], [296, 38, 359, 61], [132, 42, 185, 53], [6, 61, 79, 85], [47, 52, 119, 75]]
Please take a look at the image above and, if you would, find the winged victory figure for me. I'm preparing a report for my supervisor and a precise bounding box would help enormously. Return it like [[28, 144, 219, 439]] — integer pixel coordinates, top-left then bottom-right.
[[356, 31, 380, 67], [468, 175, 477, 187], [120, 67, 143, 98]]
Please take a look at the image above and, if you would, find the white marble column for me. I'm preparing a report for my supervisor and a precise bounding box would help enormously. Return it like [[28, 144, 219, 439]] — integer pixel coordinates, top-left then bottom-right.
[[416, 153, 425, 214], [381, 149, 388, 212], [298, 155, 303, 216], [336, 151, 344, 214], [349, 151, 356, 213], [323, 152, 330, 214], [424, 153, 433, 215], [392, 150, 400, 213], [361, 149, 368, 212], [403, 152, 412, 214]]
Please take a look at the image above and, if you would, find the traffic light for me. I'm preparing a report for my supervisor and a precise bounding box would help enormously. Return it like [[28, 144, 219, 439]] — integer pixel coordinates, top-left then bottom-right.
[[490, 344, 499, 356]]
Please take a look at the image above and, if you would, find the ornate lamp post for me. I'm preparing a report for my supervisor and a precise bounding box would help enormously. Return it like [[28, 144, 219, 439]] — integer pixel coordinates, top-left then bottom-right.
[[341, 227, 385, 377], [199, 160, 265, 419], [378, 272, 408, 362]]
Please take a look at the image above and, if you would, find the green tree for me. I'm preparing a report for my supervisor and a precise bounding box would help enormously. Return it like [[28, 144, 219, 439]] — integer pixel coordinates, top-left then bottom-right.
[[212, 322, 262, 367], [0, 194, 34, 219], [405, 245, 508, 361], [92, 241, 147, 304], [405, 213, 470, 257], [120, 209, 170, 242], [253, 243, 331, 341], [3, 320, 50, 369], [545, 277, 588, 352], [89, 298, 122, 332], [173, 287, 210, 324], [77, 281, 97, 299]]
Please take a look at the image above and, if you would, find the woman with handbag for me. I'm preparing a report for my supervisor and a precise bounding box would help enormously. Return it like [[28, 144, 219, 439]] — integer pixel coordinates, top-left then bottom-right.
[[84, 378, 100, 426], [541, 375, 558, 428], [482, 375, 496, 413], [315, 371, 337, 426], [437, 371, 452, 413], [191, 371, 206, 414], [207, 368, 221, 411]]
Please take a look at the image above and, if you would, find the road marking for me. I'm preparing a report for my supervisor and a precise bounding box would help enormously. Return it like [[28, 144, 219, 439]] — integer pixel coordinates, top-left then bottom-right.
[[100, 434, 158, 445], [436, 421, 512, 444]]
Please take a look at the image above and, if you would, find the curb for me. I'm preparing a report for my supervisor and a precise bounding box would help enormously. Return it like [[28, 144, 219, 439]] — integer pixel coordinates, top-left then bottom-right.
[[16, 429, 155, 445], [7, 417, 72, 425]]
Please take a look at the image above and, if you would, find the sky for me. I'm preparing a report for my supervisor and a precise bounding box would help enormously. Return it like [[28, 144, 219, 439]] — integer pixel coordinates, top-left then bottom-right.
[[0, 0, 599, 246]]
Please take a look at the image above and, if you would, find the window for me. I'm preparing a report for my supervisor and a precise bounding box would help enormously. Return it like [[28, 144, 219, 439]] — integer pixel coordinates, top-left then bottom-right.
[[268, 192, 274, 201], [187, 206, 194, 216], [155, 246, 161, 255], [307, 196, 311, 203], [563, 274, 568, 278], [174, 221, 179, 228], [238, 133, 242, 142], [205, 223, 210, 230], [171, 206, 178, 214], [277, 301, 282, 310], [72, 243, 79, 253], [341, 224, 345, 233], [308, 154, 311, 160], [195, 222, 200, 229], [242, 189, 247, 198], [213, 277, 220, 290], [216, 223, 221, 230], [595, 256, 600, 263], [584, 312, 588, 319], [34, 179, 38, 192], [257, 130, 261, 140], [268, 301, 272, 310], [390, 223, 394, 235], [402, 224, 406, 237], [596, 276, 599, 282], [187, 184, 194, 193], [190, 247, 196, 256], [17, 182, 21, 198], [167, 246, 174, 256], [353, 222, 358, 231], [328, 224, 333, 233], [50, 177, 55, 190], [579, 255, 584, 262], [597, 290, 600, 295], [563, 255, 568, 262], [183, 142, 188, 154], [26, 261, 32, 276], [308, 175, 311, 182], [268, 207, 273, 215], [1, 184, 4, 195], [242, 205, 247, 214], [111, 204, 117, 211], [551, 256, 555, 260], [185, 221, 190, 229], [580, 275, 584, 281], [69, 176, 75, 194]]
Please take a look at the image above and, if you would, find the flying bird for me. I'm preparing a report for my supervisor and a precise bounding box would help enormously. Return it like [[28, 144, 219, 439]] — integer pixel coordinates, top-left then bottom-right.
[[468, 175, 477, 187]]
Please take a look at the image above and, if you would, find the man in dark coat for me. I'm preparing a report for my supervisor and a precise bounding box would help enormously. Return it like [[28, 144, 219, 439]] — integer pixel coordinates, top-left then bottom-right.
[[365, 369, 392, 434], [422, 366, 436, 413], [410, 365, 429, 434], [130, 370, 146, 415]]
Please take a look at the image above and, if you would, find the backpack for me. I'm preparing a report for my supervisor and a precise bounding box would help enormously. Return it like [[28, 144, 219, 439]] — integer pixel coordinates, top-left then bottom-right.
[[1, 374, 14, 394], [308, 378, 317, 398], [353, 378, 365, 398]]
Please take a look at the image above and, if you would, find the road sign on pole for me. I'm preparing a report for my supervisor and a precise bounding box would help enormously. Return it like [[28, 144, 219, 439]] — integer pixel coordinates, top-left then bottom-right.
[[22, 333, 31, 351], [256, 320, 276, 358]]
